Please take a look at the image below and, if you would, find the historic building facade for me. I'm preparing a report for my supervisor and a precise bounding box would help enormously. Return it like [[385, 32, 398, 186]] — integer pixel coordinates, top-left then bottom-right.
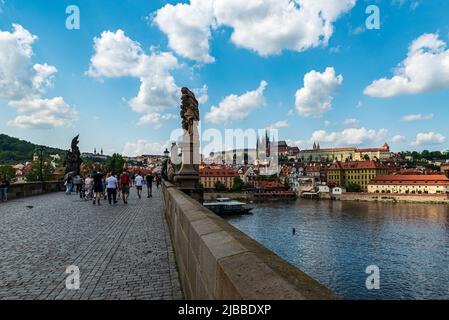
[[298, 143, 392, 163], [368, 175, 449, 194], [327, 160, 392, 191], [199, 166, 239, 189]]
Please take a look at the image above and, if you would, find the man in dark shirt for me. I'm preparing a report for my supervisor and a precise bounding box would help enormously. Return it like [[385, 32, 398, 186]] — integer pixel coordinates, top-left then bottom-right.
[[146, 173, 153, 198], [0, 176, 10, 202], [92, 170, 104, 205]]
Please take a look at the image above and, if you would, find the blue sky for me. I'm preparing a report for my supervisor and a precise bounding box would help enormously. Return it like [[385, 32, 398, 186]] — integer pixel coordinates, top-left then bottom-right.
[[1, 0, 449, 156]]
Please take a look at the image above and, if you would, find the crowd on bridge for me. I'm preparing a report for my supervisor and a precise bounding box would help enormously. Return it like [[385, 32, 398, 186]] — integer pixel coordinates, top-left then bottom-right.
[[65, 170, 161, 205]]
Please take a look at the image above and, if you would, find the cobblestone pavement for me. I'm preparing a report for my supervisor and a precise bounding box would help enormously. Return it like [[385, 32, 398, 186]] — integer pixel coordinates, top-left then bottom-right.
[[0, 187, 182, 300]]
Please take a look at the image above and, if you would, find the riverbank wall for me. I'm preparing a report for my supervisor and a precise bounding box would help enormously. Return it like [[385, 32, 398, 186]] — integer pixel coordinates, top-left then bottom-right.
[[335, 193, 449, 204], [203, 192, 255, 202]]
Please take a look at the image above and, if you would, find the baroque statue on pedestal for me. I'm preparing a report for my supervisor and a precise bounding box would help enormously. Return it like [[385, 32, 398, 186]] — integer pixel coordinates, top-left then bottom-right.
[[180, 87, 200, 136], [64, 135, 83, 176]]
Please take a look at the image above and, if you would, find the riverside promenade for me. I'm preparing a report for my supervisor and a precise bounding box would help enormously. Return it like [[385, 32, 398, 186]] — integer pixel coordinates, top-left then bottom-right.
[[0, 188, 182, 300]]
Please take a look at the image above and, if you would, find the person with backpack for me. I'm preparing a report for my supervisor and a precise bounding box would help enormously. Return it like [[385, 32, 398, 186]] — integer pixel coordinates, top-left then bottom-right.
[[119, 170, 130, 204]]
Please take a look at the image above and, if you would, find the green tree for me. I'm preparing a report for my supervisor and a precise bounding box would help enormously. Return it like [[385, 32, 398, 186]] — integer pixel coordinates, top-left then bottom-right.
[[231, 177, 244, 192], [0, 165, 16, 182], [421, 150, 431, 160], [82, 159, 95, 176], [105, 153, 125, 175], [214, 180, 227, 192], [284, 179, 291, 190], [26, 159, 53, 182], [0, 134, 66, 164], [363, 154, 370, 161], [346, 183, 362, 193]]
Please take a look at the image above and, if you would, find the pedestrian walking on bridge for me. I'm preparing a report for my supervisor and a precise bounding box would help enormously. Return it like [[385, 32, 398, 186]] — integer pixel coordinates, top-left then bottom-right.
[[0, 175, 10, 202], [135, 172, 144, 199], [92, 170, 104, 205], [106, 172, 118, 205], [120, 170, 130, 204]]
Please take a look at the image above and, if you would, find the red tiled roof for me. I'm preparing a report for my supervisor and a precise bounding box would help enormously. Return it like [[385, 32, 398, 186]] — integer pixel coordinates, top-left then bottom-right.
[[369, 174, 449, 186], [356, 148, 385, 152], [200, 167, 239, 177], [302, 147, 356, 152], [288, 147, 300, 153], [301, 145, 389, 153], [255, 181, 286, 190]]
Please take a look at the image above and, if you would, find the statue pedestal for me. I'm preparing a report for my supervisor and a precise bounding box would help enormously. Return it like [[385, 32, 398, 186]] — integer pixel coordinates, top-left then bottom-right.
[[174, 133, 202, 202]]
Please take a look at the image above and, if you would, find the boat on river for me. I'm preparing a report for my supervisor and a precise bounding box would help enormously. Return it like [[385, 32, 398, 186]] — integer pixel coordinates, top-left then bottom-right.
[[203, 198, 254, 215]]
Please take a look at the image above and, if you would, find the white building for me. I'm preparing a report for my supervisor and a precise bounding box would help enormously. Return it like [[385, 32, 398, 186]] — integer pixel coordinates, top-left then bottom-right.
[[368, 175, 449, 194]]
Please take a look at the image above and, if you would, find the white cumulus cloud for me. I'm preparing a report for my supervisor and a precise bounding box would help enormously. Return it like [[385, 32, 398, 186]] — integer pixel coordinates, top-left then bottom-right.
[[310, 127, 388, 146], [401, 113, 434, 122], [391, 135, 406, 143], [153, 0, 356, 62], [411, 132, 446, 146], [343, 118, 359, 125], [87, 30, 209, 128], [267, 120, 289, 130], [0, 24, 77, 129], [295, 67, 343, 117], [123, 139, 171, 157], [87, 29, 187, 128], [7, 97, 77, 129], [153, 0, 215, 63], [364, 33, 449, 97], [205, 80, 267, 124]]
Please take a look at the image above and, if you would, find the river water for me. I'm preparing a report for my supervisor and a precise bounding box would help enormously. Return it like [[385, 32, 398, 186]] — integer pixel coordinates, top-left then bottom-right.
[[224, 200, 449, 300]]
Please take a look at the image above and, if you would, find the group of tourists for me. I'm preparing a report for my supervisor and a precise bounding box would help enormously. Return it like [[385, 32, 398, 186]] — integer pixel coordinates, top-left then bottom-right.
[[65, 170, 161, 206]]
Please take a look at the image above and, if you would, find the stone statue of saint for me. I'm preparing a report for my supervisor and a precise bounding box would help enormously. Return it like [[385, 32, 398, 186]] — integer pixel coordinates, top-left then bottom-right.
[[180, 87, 200, 136], [64, 135, 83, 176]]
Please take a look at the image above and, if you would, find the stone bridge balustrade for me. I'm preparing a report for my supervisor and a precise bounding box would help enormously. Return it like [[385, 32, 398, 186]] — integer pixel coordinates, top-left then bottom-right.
[[162, 181, 339, 300]]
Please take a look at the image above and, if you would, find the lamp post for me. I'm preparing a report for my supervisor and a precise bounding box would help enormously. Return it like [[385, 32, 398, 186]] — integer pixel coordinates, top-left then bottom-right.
[[35, 146, 46, 182]]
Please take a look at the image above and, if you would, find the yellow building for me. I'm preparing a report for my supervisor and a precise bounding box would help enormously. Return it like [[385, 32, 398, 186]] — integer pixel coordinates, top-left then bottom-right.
[[368, 175, 449, 194], [200, 166, 239, 189], [327, 161, 391, 192]]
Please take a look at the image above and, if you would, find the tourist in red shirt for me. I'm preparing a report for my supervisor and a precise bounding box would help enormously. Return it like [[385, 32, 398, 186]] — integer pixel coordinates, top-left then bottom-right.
[[120, 170, 130, 204]]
